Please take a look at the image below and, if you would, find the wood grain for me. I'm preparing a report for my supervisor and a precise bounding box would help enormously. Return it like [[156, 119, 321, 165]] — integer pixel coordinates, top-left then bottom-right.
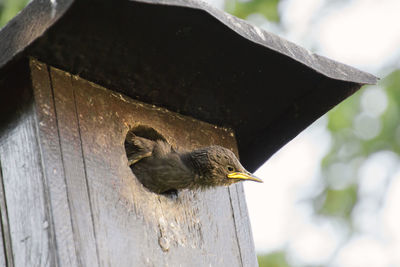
[[0, 161, 13, 267], [67, 65, 256, 266], [0, 101, 53, 267], [0, 228, 5, 267], [0, 58, 257, 266], [229, 185, 258, 266], [50, 66, 100, 266], [30, 59, 78, 267]]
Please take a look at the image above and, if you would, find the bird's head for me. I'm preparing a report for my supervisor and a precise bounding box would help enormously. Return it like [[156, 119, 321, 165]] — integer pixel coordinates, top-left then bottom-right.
[[189, 146, 263, 188]]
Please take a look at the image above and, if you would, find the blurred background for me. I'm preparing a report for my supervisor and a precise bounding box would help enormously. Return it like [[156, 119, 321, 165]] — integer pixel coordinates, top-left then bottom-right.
[[2, 0, 399, 266]]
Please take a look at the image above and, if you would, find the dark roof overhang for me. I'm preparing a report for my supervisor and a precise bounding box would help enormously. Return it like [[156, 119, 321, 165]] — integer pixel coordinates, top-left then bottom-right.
[[0, 0, 377, 171]]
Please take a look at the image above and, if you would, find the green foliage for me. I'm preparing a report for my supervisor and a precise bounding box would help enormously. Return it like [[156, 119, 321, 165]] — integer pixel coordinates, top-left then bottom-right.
[[0, 0, 29, 27], [327, 93, 360, 132], [317, 70, 400, 220], [378, 70, 400, 153], [258, 251, 290, 267], [225, 0, 280, 22], [316, 186, 358, 218], [225, 0, 400, 265]]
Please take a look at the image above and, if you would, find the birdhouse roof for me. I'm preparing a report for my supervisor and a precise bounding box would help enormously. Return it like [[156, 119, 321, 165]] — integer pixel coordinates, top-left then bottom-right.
[[0, 0, 377, 171]]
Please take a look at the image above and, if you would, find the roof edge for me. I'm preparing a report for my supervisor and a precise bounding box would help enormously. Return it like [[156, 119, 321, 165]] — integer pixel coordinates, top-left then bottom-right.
[[134, 0, 378, 85], [0, 0, 378, 85], [0, 0, 75, 70]]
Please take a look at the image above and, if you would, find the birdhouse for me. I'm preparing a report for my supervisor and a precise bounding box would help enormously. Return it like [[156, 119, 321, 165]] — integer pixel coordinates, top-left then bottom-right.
[[0, 0, 376, 266]]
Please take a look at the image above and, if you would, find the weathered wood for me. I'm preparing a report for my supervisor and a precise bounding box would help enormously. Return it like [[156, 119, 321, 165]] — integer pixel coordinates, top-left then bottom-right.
[[46, 61, 255, 266], [0, 164, 8, 267], [30, 59, 78, 266], [0, 61, 56, 267], [0, 58, 257, 266], [229, 185, 258, 266], [49, 66, 100, 266], [0, 162, 13, 267], [0, 101, 53, 267], [0, 226, 5, 267]]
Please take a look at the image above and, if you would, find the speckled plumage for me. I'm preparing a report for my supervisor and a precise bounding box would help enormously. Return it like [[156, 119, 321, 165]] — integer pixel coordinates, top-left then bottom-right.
[[125, 133, 261, 194]]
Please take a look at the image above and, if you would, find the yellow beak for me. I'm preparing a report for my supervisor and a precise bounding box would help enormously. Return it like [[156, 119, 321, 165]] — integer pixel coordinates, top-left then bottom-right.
[[227, 172, 263, 183]]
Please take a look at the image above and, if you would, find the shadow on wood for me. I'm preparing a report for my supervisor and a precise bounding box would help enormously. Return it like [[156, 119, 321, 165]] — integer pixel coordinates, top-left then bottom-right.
[[0, 58, 257, 266]]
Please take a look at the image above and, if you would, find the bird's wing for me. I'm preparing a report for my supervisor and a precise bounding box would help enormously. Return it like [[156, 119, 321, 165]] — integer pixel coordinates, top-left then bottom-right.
[[125, 133, 157, 165], [133, 151, 193, 193]]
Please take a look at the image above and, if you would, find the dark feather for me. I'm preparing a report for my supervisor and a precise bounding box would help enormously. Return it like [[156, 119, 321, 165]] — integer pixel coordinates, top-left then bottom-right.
[[126, 134, 194, 193], [126, 134, 260, 193]]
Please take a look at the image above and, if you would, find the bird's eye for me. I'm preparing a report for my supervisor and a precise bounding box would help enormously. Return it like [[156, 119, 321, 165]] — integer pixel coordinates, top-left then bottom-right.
[[227, 166, 234, 172]]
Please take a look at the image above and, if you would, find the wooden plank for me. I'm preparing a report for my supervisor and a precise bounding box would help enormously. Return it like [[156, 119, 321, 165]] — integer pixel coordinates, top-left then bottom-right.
[[30, 59, 78, 266], [64, 69, 256, 266], [0, 164, 8, 267], [0, 102, 53, 267], [0, 162, 13, 267], [49, 66, 100, 266], [229, 184, 258, 267], [0, 228, 5, 267]]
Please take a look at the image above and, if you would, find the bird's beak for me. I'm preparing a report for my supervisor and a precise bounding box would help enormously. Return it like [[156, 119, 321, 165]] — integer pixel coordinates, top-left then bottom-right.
[[227, 172, 263, 183]]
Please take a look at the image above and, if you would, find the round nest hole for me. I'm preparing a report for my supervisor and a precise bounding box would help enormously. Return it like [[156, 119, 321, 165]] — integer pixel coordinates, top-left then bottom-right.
[[124, 125, 166, 160], [124, 126, 177, 196], [126, 125, 166, 142]]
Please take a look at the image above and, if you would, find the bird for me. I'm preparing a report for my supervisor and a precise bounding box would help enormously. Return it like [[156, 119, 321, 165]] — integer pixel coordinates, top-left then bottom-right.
[[125, 132, 263, 194]]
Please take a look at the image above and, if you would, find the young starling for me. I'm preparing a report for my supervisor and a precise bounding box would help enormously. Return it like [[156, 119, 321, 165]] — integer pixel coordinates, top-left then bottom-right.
[[125, 132, 263, 194]]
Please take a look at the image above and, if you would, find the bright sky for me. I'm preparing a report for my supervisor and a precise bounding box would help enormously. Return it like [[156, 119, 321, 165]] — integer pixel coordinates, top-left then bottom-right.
[[314, 0, 400, 73], [204, 0, 400, 266], [277, 0, 400, 73]]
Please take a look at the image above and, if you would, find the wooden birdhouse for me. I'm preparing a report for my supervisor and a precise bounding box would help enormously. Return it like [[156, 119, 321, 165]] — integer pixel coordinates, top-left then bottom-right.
[[0, 0, 377, 266]]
